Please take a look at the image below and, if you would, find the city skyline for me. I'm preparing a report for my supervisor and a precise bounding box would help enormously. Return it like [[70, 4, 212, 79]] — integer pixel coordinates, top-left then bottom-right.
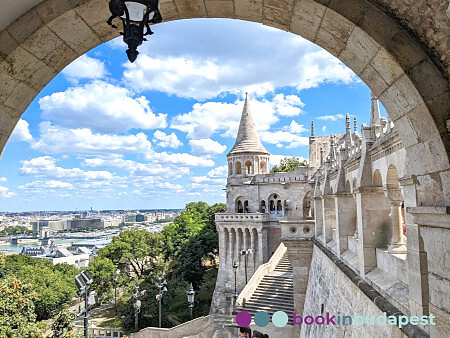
[[0, 18, 386, 212]]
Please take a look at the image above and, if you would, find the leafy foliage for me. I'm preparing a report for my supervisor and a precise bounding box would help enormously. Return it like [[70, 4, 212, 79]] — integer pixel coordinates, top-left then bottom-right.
[[0, 275, 40, 337], [0, 255, 78, 321], [88, 256, 121, 302], [270, 157, 307, 173], [0, 225, 32, 236], [52, 309, 76, 337], [98, 230, 164, 279]]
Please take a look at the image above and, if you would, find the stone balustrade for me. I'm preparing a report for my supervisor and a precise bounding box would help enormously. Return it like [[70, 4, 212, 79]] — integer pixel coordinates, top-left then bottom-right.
[[74, 326, 124, 337], [215, 213, 269, 222]]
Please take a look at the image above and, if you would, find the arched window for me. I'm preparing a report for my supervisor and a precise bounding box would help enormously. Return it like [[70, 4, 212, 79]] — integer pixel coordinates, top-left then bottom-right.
[[260, 161, 267, 173], [235, 161, 242, 175], [260, 200, 266, 213], [245, 160, 252, 175], [228, 162, 233, 176], [269, 200, 275, 213], [373, 169, 382, 187], [236, 200, 243, 213], [244, 200, 249, 213], [276, 200, 282, 214]]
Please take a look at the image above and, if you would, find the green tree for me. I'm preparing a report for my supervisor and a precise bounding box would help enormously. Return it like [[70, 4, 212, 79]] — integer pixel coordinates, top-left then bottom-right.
[[270, 157, 308, 173], [98, 230, 164, 279], [0, 275, 40, 337], [52, 309, 76, 337], [0, 225, 32, 236], [88, 256, 118, 302]]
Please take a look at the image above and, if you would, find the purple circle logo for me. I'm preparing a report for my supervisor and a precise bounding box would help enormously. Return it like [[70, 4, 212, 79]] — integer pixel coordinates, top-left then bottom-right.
[[236, 311, 252, 327]]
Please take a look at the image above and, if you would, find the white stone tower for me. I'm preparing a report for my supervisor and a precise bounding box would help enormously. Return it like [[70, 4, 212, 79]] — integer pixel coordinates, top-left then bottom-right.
[[227, 93, 270, 179]]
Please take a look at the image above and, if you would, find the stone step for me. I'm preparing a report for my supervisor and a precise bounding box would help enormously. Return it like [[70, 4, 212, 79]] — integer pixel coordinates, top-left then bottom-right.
[[250, 294, 294, 302]]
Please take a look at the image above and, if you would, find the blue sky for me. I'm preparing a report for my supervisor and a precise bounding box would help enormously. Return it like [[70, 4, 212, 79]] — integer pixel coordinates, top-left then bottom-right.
[[0, 19, 387, 212]]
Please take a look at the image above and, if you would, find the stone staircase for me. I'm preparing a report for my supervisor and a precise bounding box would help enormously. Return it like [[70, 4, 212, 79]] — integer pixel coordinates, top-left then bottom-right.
[[238, 252, 294, 324]]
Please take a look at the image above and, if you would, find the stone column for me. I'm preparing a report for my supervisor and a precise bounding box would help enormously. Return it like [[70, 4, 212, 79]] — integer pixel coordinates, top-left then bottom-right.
[[218, 227, 226, 266], [322, 195, 336, 243], [334, 193, 357, 256], [314, 197, 323, 238], [399, 176, 430, 326], [229, 227, 235, 266], [387, 189, 407, 253], [282, 239, 314, 323], [256, 227, 268, 265], [356, 187, 391, 275]]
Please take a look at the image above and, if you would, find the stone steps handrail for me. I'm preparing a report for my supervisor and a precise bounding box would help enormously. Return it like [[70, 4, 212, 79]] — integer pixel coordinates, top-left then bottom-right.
[[74, 325, 125, 337], [130, 315, 211, 338], [236, 243, 287, 307]]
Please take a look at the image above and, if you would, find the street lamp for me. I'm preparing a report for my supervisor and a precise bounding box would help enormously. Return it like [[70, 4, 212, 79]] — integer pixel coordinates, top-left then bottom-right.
[[232, 261, 238, 301], [107, 0, 162, 63], [75, 270, 94, 338], [186, 283, 196, 318], [156, 272, 167, 328], [113, 269, 120, 308], [240, 249, 253, 284], [133, 283, 147, 331]]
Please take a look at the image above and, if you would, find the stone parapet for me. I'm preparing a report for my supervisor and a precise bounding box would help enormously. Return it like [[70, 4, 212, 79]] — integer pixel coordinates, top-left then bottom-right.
[[215, 213, 268, 222]]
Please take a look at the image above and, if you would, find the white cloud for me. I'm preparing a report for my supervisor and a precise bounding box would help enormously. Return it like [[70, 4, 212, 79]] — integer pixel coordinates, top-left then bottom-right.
[[32, 122, 152, 156], [62, 55, 107, 80], [208, 165, 227, 178], [38, 81, 167, 133], [152, 130, 182, 148], [317, 114, 345, 121], [0, 177, 6, 182], [121, 19, 357, 100], [20, 156, 115, 181], [190, 176, 226, 185], [273, 94, 304, 117], [19, 180, 75, 190], [0, 186, 15, 198], [260, 131, 309, 149], [282, 120, 308, 134], [148, 151, 214, 167], [10, 119, 33, 143], [322, 126, 327, 132], [82, 158, 190, 177], [189, 138, 227, 156], [171, 96, 302, 140]]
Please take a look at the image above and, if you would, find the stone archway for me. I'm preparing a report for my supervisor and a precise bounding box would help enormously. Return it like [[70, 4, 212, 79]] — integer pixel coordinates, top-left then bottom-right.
[[0, 0, 448, 211]]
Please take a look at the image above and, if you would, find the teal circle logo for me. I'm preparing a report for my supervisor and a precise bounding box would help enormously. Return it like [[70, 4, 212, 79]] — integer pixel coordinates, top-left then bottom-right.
[[272, 311, 289, 327], [254, 311, 270, 327]]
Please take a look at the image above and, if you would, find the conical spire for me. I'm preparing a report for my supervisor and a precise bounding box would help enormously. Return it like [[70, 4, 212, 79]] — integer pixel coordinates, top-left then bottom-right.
[[228, 93, 269, 155], [370, 93, 381, 127]]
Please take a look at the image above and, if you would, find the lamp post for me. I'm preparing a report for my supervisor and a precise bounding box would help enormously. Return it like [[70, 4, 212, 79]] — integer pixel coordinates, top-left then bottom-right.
[[133, 283, 147, 331], [232, 261, 238, 301], [156, 272, 167, 328], [240, 249, 253, 284], [186, 283, 196, 318], [75, 270, 94, 338], [107, 0, 162, 62]]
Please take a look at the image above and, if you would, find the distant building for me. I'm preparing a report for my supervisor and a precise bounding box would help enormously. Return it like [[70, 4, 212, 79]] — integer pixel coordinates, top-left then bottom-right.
[[31, 219, 66, 233], [123, 214, 146, 223], [21, 245, 91, 268], [67, 217, 104, 229]]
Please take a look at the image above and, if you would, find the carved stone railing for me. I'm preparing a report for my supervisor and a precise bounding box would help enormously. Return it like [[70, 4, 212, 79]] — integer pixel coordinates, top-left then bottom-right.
[[215, 213, 269, 222], [236, 243, 287, 307], [74, 325, 124, 337]]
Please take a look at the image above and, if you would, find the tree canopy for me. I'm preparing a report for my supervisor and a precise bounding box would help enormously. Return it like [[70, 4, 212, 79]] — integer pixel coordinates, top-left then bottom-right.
[[270, 157, 308, 173]]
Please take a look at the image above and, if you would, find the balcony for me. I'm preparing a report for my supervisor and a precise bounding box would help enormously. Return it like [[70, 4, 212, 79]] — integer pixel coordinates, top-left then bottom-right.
[[215, 213, 269, 222]]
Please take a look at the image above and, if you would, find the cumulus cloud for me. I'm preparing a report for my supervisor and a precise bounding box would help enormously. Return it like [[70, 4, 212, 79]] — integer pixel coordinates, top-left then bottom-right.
[[82, 158, 190, 177], [38, 81, 167, 133], [62, 55, 108, 80], [0, 177, 6, 182], [10, 119, 33, 143], [207, 165, 227, 178], [189, 138, 227, 156], [282, 120, 308, 134], [148, 151, 215, 167], [153, 130, 182, 148], [122, 19, 357, 100], [19, 180, 75, 190], [317, 114, 345, 121], [171, 95, 302, 140], [0, 186, 15, 198], [20, 156, 115, 181], [32, 122, 152, 156], [190, 176, 226, 185], [260, 131, 309, 149], [322, 126, 327, 132]]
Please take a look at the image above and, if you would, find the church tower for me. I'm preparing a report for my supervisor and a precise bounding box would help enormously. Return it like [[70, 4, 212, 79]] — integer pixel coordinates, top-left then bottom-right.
[[227, 94, 270, 178]]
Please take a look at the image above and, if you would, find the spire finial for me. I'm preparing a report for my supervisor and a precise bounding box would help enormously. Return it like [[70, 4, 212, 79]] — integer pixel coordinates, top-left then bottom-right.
[[311, 121, 315, 137], [370, 94, 381, 127], [245, 92, 248, 100], [353, 117, 357, 133], [346, 113, 351, 132]]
